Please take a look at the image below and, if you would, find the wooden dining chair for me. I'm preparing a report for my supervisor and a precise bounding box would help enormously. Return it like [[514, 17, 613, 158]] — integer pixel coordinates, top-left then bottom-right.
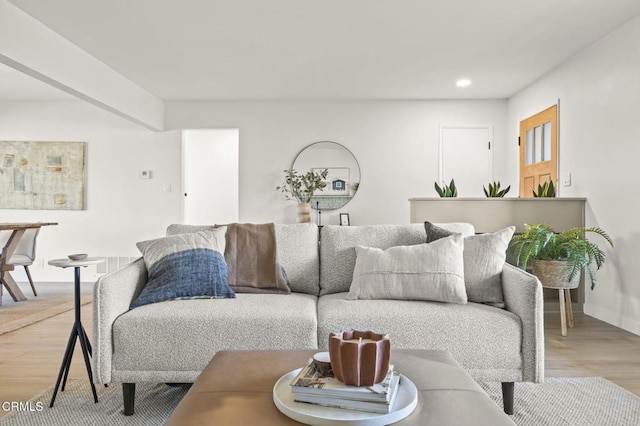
[[0, 228, 40, 296]]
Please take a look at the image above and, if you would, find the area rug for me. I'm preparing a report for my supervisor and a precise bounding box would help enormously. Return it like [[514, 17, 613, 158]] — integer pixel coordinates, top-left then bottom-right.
[[0, 290, 92, 335], [481, 377, 640, 426], [1, 377, 638, 425], [0, 381, 189, 426]]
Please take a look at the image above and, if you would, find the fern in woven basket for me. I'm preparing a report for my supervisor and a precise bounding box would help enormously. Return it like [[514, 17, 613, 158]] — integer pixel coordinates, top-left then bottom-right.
[[508, 223, 613, 289]]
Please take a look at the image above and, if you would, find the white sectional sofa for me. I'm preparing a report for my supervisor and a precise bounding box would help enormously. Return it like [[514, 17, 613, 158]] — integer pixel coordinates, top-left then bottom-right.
[[92, 223, 544, 416]]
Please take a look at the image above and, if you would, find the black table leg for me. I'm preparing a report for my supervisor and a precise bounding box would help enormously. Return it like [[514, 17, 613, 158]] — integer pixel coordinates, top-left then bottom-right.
[[77, 322, 98, 402], [49, 266, 98, 407], [61, 334, 77, 392], [49, 327, 77, 407]]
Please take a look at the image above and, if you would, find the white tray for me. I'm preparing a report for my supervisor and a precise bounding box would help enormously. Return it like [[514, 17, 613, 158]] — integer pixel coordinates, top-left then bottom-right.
[[273, 369, 418, 426]]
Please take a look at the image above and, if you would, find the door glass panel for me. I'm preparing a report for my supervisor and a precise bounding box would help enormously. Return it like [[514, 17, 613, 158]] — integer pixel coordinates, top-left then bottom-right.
[[543, 121, 552, 161], [534, 125, 542, 163], [525, 129, 533, 165]]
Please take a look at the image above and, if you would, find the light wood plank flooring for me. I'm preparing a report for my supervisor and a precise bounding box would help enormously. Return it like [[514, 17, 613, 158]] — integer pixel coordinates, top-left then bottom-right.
[[1, 299, 639, 419]]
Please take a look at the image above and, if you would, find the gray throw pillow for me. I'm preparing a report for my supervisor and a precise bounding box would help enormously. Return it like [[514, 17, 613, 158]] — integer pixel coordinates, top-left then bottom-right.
[[424, 221, 455, 243], [463, 226, 515, 306], [131, 228, 235, 308], [346, 234, 467, 304]]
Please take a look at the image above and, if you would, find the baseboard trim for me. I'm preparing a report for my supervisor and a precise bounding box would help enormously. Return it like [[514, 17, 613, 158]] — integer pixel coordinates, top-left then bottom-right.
[[584, 304, 640, 336]]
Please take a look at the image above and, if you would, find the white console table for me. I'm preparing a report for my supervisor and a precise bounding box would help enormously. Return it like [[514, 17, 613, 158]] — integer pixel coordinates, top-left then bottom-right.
[[409, 197, 586, 234]]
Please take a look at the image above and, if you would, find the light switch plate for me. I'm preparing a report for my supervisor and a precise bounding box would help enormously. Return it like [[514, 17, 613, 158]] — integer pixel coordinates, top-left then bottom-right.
[[562, 172, 572, 187]]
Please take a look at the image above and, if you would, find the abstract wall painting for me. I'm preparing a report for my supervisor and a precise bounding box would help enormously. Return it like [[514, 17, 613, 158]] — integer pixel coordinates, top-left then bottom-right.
[[0, 141, 86, 210]]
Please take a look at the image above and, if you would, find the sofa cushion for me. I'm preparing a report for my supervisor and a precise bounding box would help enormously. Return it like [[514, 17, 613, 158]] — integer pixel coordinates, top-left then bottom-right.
[[112, 293, 319, 378], [274, 224, 320, 295], [346, 234, 467, 304], [320, 223, 475, 296], [131, 229, 234, 309], [317, 293, 523, 382], [166, 223, 320, 295], [464, 226, 515, 306]]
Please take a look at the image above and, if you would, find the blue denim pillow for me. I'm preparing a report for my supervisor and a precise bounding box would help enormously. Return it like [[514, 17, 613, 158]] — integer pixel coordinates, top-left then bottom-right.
[[131, 228, 235, 309]]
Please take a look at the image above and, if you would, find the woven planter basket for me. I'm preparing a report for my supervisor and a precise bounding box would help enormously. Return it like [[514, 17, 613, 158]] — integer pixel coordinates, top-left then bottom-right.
[[532, 259, 580, 289]]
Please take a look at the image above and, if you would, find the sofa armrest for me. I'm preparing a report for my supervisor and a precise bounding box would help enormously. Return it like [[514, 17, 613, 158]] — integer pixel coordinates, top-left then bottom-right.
[[92, 257, 147, 384], [501, 263, 545, 383]]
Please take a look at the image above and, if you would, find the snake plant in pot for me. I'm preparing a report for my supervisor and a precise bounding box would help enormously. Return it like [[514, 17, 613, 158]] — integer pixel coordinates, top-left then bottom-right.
[[434, 179, 458, 197], [509, 224, 613, 290]]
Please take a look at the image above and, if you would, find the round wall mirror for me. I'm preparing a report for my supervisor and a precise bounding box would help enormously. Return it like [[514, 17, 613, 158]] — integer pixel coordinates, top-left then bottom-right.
[[292, 141, 360, 210]]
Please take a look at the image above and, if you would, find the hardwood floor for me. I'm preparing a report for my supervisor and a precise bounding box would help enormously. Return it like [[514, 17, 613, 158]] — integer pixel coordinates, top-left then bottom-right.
[[0, 300, 639, 420], [544, 311, 640, 395]]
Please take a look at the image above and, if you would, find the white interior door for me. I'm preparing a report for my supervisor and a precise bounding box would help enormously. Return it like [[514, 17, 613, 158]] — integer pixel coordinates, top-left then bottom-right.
[[439, 126, 493, 197], [183, 129, 239, 224]]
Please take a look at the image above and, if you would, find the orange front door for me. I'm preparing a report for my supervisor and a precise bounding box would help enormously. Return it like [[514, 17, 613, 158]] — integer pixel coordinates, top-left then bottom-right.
[[519, 105, 558, 197]]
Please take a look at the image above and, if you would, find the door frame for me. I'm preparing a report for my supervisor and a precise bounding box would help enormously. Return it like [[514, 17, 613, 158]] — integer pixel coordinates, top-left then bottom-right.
[[438, 124, 494, 187], [518, 104, 559, 197], [181, 128, 240, 224]]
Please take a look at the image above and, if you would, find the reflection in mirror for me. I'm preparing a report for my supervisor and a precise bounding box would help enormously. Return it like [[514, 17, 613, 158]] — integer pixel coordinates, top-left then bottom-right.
[[292, 141, 360, 210]]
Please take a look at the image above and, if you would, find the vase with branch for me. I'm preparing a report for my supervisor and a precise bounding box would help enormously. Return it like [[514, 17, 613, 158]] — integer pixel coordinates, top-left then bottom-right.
[[277, 169, 328, 222]]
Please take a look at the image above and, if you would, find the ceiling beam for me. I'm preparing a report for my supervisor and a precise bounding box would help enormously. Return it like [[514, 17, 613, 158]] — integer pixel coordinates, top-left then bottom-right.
[[0, 0, 164, 131]]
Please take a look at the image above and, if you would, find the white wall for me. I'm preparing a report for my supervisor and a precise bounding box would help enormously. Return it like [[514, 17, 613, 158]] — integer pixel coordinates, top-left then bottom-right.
[[507, 15, 640, 334], [165, 100, 508, 225], [0, 100, 181, 282]]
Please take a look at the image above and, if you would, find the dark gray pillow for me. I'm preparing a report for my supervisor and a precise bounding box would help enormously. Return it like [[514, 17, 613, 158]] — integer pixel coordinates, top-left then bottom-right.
[[424, 221, 455, 243]]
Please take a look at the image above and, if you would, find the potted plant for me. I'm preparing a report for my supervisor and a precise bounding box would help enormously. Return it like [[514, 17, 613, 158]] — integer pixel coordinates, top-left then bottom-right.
[[483, 181, 510, 198], [532, 181, 556, 197], [434, 179, 458, 197], [509, 223, 613, 289], [276, 168, 328, 222]]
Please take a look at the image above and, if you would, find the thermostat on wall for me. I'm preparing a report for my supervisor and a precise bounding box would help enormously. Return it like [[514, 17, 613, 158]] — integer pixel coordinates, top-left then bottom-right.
[[138, 170, 152, 179]]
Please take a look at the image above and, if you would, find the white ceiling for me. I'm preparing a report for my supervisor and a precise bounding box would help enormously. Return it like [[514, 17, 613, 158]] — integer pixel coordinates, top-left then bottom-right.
[[6, 0, 640, 101]]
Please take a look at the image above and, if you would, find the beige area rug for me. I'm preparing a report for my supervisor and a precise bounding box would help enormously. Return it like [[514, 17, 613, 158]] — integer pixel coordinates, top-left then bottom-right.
[[1, 377, 638, 425], [0, 380, 189, 426], [0, 290, 92, 335], [481, 377, 640, 426]]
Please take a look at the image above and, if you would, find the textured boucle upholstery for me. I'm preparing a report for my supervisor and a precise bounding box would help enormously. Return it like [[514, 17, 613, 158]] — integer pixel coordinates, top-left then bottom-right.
[[273, 224, 319, 295], [93, 258, 148, 384], [111, 294, 317, 383], [166, 223, 320, 295], [502, 263, 545, 383], [93, 221, 544, 397], [317, 293, 523, 382], [319, 223, 474, 295]]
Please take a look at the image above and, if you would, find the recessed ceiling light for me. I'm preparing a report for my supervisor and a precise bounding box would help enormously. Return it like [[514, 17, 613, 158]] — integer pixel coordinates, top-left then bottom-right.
[[456, 79, 471, 87]]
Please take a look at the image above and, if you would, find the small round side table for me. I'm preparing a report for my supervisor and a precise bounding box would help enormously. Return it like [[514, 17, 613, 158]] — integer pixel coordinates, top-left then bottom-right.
[[48, 257, 104, 408]]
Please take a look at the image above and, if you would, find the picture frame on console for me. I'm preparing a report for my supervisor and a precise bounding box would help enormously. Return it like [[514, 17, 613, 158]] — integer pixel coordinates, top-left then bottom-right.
[[339, 213, 350, 226]]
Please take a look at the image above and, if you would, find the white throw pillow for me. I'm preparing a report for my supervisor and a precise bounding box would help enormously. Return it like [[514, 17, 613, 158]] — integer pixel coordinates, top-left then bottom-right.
[[346, 234, 467, 304], [463, 226, 515, 306]]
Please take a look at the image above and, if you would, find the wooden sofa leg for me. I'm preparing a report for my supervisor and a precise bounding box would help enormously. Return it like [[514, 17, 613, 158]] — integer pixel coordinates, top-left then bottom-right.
[[123, 383, 136, 416], [501, 382, 514, 415]]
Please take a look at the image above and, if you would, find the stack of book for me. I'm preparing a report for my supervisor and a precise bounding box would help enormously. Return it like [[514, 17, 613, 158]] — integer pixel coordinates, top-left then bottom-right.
[[289, 358, 401, 414]]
